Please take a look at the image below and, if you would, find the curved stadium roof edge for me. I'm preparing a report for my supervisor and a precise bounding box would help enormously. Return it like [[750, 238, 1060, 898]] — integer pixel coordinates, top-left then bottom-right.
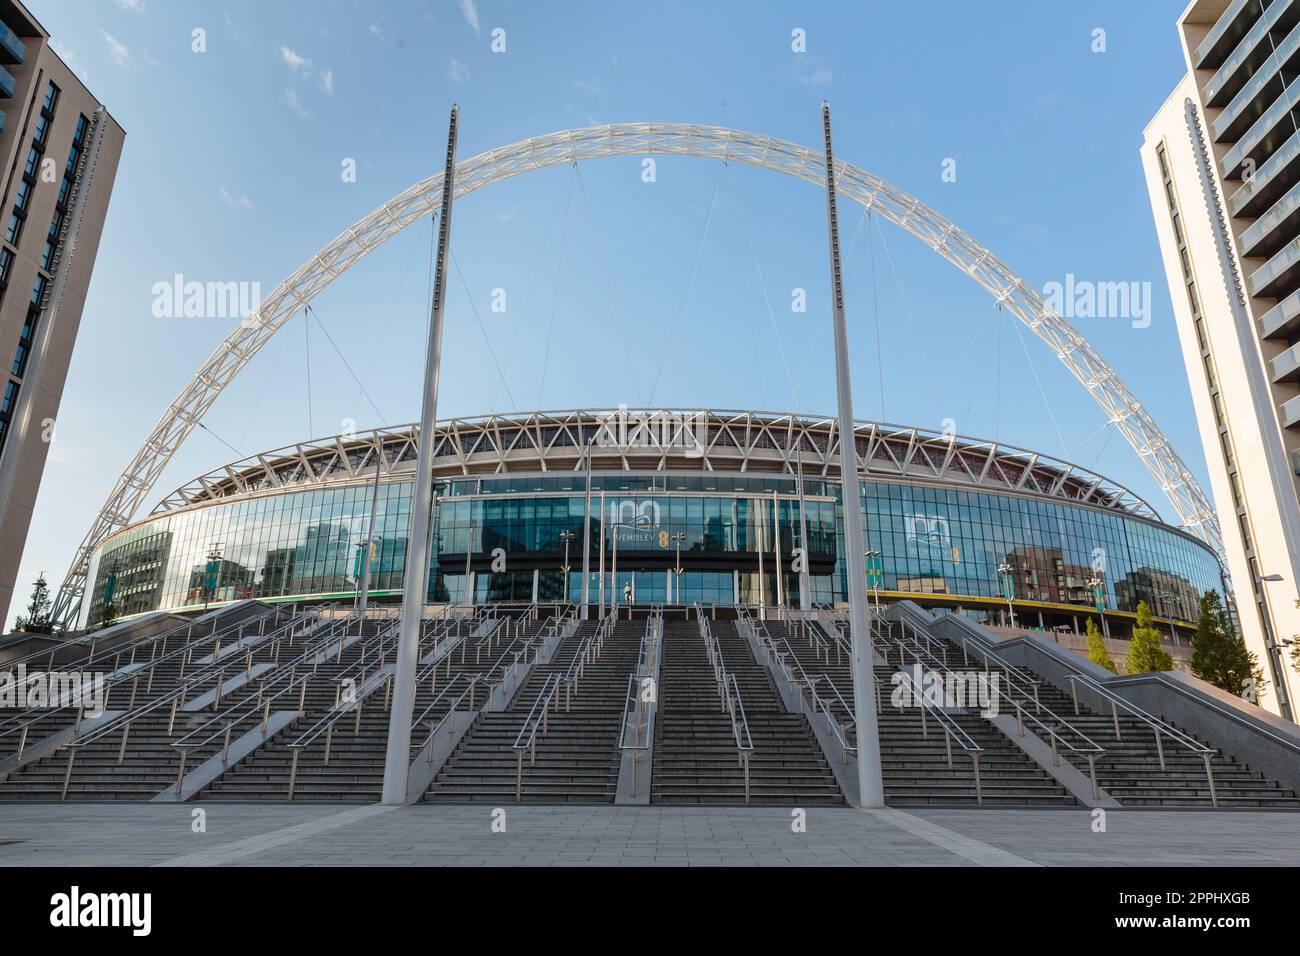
[[146, 408, 1160, 524]]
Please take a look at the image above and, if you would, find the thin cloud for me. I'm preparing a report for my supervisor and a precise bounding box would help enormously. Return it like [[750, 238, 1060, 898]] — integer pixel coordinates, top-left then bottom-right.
[[282, 87, 312, 118], [115, 0, 145, 12], [319, 68, 333, 94], [448, 57, 470, 84], [791, 56, 833, 89], [279, 45, 312, 73], [102, 31, 130, 70], [458, 0, 481, 34], [219, 186, 253, 210]]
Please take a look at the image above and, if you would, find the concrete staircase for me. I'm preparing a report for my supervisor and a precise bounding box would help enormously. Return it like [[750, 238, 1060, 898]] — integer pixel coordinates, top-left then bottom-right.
[[204, 613, 550, 801], [887, 616, 1300, 809], [651, 620, 843, 805], [764, 620, 1073, 807], [425, 619, 640, 803]]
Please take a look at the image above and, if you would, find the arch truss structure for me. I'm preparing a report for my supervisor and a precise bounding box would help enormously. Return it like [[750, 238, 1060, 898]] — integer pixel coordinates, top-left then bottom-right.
[[51, 123, 1224, 626]]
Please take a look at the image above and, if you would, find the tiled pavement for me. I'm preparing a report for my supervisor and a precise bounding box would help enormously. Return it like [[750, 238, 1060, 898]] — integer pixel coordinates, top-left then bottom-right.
[[0, 803, 1296, 867]]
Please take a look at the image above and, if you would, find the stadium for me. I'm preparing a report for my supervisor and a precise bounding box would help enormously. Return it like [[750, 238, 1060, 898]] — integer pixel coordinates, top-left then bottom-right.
[[82, 408, 1223, 646], [2, 114, 1295, 819]]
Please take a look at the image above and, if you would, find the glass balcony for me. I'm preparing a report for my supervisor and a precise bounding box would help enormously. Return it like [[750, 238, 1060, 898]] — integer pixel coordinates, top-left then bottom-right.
[[1258, 288, 1300, 339], [1281, 393, 1300, 427], [1228, 125, 1300, 219], [1248, 237, 1300, 298], [1196, 0, 1261, 71], [1271, 340, 1300, 382], [0, 19, 23, 65], [1220, 73, 1300, 186], [0, 64, 15, 100], [1213, 17, 1300, 143], [1203, 0, 1297, 107]]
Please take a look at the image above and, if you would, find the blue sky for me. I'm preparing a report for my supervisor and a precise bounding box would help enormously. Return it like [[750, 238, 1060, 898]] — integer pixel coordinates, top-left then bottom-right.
[[12, 0, 1194, 624]]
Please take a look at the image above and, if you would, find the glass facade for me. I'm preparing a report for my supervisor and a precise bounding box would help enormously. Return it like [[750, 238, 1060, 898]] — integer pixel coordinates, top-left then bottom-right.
[[83, 472, 1224, 628]]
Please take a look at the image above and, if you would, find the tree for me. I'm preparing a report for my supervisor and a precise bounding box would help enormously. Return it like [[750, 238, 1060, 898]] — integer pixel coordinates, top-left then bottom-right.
[[95, 601, 119, 632], [1126, 601, 1174, 675], [1192, 590, 1266, 702], [12, 574, 54, 634], [1085, 618, 1117, 673]]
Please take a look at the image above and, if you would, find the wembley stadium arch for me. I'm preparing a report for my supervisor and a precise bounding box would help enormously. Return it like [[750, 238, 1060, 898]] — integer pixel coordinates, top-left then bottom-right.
[[50, 122, 1225, 627]]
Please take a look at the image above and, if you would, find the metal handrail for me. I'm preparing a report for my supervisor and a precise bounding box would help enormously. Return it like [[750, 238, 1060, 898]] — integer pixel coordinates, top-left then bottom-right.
[[3, 602, 292, 676], [511, 672, 563, 801], [891, 668, 985, 805], [0, 609, 320, 759], [408, 675, 481, 768], [167, 611, 383, 756], [1065, 672, 1220, 806], [169, 669, 316, 795], [723, 673, 754, 803], [931, 615, 1043, 691], [0, 606, 304, 739], [619, 612, 662, 775], [878, 623, 1106, 798]]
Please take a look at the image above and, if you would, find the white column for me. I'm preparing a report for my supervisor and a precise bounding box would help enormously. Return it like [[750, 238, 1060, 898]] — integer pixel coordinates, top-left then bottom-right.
[[822, 102, 884, 808], [381, 105, 459, 806]]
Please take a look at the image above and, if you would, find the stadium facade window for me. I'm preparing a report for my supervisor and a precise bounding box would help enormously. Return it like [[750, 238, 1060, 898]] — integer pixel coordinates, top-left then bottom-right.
[[82, 474, 1225, 626]]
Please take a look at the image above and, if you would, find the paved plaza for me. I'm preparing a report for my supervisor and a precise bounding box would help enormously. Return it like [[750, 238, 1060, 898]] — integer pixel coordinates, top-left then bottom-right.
[[0, 803, 1295, 867]]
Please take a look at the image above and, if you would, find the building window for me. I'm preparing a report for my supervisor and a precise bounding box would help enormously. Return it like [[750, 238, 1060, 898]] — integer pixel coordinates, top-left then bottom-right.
[[42, 81, 58, 115]]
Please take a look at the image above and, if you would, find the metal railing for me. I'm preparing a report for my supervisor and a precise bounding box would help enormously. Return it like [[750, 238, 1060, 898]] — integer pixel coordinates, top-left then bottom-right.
[[407, 674, 481, 780], [722, 673, 754, 803], [511, 672, 563, 801], [891, 667, 985, 805], [1064, 672, 1221, 806], [0, 608, 319, 762], [169, 669, 317, 797], [618, 610, 662, 797], [879, 620, 1106, 800]]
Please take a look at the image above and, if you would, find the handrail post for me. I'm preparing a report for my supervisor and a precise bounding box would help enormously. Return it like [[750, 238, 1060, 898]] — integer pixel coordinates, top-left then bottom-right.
[[60, 748, 76, 801], [175, 750, 188, 794], [1203, 753, 1218, 807], [287, 749, 300, 801], [1154, 728, 1166, 770]]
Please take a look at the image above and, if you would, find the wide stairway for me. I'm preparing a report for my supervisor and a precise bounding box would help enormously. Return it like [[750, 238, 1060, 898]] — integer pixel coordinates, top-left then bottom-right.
[[425, 619, 640, 803], [204, 612, 547, 801], [882, 617, 1300, 809], [0, 605, 320, 800], [651, 619, 843, 805], [763, 620, 1074, 807]]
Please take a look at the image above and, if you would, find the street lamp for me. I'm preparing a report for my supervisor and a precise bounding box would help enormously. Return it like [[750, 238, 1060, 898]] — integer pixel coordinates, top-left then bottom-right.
[[203, 544, 224, 614], [463, 520, 477, 607], [560, 530, 575, 602], [865, 549, 882, 612], [1087, 575, 1110, 640], [1156, 588, 1180, 647], [1256, 571, 1293, 721], [997, 562, 1017, 629], [671, 531, 686, 604]]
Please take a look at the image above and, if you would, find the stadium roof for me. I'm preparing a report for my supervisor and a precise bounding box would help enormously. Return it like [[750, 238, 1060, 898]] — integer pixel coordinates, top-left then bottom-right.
[[149, 408, 1160, 521]]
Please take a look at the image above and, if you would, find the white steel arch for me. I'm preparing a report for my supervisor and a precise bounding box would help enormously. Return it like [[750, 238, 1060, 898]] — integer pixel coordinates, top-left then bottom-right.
[[51, 122, 1224, 626]]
